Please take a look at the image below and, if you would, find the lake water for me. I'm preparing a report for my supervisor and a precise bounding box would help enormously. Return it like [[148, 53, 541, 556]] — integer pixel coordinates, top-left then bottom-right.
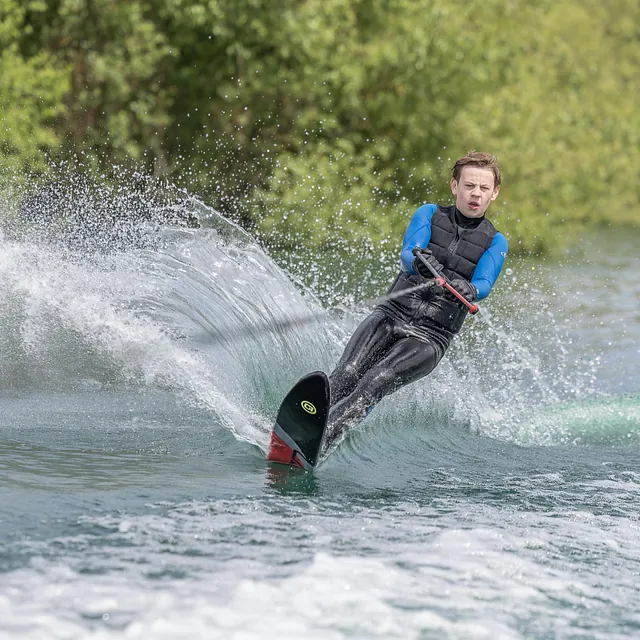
[[0, 200, 638, 639]]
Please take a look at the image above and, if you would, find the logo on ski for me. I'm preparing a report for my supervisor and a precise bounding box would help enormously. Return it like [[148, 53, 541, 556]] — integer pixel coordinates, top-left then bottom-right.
[[301, 400, 317, 414]]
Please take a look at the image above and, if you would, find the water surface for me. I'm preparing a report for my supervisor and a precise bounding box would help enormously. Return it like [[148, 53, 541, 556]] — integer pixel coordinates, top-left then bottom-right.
[[0, 207, 638, 639]]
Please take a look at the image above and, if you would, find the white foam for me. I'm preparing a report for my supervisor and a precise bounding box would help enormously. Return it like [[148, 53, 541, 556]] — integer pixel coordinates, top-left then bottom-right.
[[4, 495, 640, 639]]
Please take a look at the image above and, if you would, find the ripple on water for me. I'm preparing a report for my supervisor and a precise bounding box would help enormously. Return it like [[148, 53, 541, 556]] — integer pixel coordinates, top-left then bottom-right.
[[2, 486, 640, 638]]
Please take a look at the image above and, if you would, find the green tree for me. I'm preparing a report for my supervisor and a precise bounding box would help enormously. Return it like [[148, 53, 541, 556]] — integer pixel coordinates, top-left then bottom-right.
[[19, 0, 174, 171], [1, 0, 638, 259], [452, 0, 640, 251], [0, 0, 69, 174]]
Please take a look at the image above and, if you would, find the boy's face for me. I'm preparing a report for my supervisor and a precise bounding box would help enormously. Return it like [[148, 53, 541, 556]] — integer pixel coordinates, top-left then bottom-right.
[[451, 166, 500, 218]]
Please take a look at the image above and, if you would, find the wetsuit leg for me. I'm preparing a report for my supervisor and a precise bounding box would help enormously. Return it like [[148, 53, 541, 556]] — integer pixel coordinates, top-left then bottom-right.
[[326, 335, 448, 444], [328, 311, 399, 406]]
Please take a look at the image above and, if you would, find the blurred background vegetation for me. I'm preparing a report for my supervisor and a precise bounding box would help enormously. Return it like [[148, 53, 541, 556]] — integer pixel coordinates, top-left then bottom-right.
[[1, 0, 639, 259]]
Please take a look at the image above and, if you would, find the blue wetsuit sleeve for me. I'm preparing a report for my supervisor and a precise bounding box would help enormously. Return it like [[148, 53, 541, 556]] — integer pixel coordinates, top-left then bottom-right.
[[470, 232, 508, 301], [399, 204, 438, 273]]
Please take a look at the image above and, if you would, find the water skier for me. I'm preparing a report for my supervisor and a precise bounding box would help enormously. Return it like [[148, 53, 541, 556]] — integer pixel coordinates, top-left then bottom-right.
[[326, 152, 509, 444]]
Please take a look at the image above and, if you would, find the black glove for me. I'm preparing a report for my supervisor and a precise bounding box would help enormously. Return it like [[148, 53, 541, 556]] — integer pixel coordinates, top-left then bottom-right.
[[412, 248, 443, 278], [449, 278, 477, 302]]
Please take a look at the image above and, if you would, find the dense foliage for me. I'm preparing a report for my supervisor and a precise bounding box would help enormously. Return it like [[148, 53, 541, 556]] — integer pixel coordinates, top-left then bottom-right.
[[1, 0, 638, 255]]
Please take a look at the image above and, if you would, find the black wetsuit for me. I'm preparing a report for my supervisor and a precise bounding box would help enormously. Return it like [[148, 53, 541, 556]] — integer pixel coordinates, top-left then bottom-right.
[[326, 204, 507, 442]]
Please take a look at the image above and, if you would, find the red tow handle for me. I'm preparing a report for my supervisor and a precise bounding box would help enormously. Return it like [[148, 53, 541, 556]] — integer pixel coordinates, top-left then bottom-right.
[[412, 248, 480, 315]]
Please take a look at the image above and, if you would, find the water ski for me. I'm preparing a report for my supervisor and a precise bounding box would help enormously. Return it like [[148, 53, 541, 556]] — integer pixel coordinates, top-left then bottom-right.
[[267, 371, 330, 471]]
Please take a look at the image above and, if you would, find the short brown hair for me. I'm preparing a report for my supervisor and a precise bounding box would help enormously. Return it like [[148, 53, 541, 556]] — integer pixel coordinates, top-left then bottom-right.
[[451, 152, 501, 187]]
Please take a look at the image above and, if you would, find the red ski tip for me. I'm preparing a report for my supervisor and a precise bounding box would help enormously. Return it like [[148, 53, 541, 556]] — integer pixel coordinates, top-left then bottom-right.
[[267, 431, 304, 468]]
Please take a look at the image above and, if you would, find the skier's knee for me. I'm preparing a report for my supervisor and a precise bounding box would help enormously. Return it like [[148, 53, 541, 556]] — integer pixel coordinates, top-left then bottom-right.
[[363, 368, 397, 403], [329, 362, 359, 401]]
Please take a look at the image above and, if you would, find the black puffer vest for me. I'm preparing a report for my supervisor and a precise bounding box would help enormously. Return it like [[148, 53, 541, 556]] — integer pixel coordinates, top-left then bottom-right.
[[382, 205, 498, 334]]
